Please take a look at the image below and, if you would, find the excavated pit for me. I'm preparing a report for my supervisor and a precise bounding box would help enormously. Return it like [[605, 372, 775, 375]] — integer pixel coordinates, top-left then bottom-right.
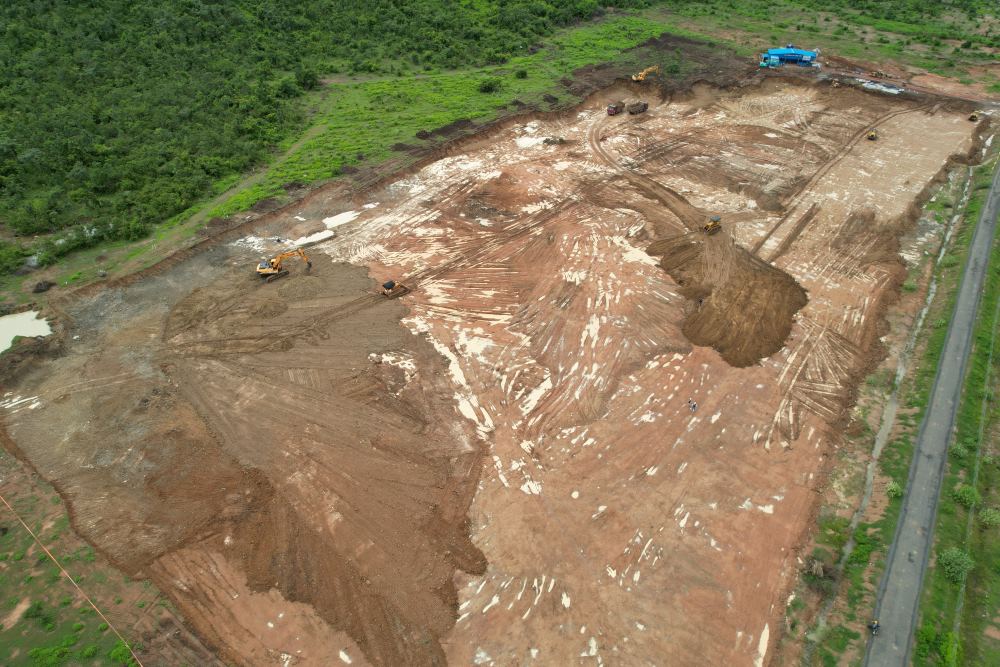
[[648, 232, 808, 367]]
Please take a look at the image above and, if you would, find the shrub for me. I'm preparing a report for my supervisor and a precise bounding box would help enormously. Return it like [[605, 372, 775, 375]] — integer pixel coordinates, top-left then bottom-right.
[[108, 640, 140, 666], [979, 507, 1000, 528], [514, 69, 528, 79], [478, 78, 502, 93], [0, 241, 27, 274], [938, 547, 974, 584], [24, 600, 56, 631], [952, 484, 979, 509], [886, 480, 903, 499]]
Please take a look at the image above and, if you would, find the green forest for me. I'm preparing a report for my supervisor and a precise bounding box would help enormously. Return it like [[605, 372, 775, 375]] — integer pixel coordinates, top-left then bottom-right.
[[0, 0, 996, 277], [0, 0, 650, 273]]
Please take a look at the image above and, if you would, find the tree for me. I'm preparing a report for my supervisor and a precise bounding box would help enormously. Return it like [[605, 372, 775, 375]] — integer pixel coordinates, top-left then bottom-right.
[[938, 547, 973, 584]]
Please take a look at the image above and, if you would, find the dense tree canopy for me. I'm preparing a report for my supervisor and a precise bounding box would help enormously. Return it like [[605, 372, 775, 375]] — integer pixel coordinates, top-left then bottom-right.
[[0, 0, 649, 267]]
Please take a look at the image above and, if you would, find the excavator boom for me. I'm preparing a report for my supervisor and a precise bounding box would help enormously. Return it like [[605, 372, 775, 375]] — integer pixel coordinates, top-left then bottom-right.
[[631, 65, 659, 82], [255, 248, 312, 282]]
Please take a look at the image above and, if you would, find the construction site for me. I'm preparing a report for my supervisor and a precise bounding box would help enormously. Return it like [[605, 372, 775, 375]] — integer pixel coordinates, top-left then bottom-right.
[[0, 68, 989, 666]]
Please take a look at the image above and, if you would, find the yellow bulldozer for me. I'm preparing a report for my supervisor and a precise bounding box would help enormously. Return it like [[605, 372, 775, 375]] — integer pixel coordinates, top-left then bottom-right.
[[256, 248, 311, 283], [632, 65, 659, 82], [866, 128, 879, 141], [380, 280, 410, 299], [703, 215, 721, 235]]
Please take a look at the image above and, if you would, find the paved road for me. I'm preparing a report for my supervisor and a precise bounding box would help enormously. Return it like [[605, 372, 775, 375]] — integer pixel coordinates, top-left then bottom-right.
[[865, 158, 1000, 666]]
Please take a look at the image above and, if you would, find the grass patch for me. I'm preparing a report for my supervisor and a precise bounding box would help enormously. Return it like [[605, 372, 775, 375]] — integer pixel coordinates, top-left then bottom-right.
[[0, 450, 155, 665], [205, 14, 681, 219], [915, 158, 1000, 666]]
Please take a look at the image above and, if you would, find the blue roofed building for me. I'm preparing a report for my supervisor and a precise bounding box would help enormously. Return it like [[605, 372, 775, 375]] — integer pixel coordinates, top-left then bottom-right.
[[759, 46, 819, 68]]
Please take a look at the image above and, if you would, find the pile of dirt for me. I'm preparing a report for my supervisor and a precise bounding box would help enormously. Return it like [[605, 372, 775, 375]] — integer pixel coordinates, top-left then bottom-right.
[[648, 232, 808, 367], [563, 32, 753, 100]]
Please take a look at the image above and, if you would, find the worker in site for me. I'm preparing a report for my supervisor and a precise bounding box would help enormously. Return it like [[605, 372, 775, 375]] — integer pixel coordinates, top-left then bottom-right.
[[868, 619, 880, 636]]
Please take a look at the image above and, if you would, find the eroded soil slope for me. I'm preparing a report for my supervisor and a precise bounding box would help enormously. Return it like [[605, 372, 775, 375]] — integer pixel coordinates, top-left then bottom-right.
[[2, 254, 484, 665]]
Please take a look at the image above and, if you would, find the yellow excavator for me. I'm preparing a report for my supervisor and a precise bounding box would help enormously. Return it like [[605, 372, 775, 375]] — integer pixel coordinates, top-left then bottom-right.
[[632, 65, 659, 82], [703, 215, 721, 235], [256, 248, 311, 283], [866, 128, 879, 141]]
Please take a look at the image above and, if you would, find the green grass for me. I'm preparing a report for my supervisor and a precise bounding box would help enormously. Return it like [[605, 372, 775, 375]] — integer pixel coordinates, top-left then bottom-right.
[[654, 0, 999, 79], [0, 452, 152, 666], [206, 15, 683, 219], [914, 159, 1000, 666]]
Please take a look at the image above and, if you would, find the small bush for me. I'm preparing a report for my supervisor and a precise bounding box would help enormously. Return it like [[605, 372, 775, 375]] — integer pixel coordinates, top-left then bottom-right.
[[478, 78, 502, 93], [514, 69, 527, 79], [0, 241, 27, 274], [25, 600, 56, 631], [952, 484, 979, 509], [938, 547, 974, 584], [886, 480, 903, 499], [979, 507, 1000, 528]]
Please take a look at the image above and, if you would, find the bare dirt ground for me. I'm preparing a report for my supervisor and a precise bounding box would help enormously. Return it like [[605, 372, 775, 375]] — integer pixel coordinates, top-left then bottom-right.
[[0, 76, 980, 666]]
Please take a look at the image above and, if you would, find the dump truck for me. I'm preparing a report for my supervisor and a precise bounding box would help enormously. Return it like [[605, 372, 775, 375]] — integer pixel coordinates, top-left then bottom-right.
[[627, 101, 648, 115], [607, 101, 625, 116]]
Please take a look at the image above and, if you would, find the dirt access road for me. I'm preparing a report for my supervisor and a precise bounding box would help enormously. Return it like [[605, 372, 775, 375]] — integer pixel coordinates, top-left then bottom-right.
[[865, 156, 1000, 666], [0, 77, 980, 666]]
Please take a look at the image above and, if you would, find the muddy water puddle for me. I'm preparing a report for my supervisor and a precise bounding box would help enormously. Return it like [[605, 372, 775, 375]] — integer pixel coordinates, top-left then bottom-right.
[[0, 311, 51, 352]]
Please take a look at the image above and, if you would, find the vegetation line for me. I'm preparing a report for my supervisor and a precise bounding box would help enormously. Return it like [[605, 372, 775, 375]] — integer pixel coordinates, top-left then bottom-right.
[[910, 155, 1000, 665], [952, 275, 1000, 636], [803, 166, 971, 662], [0, 492, 141, 666]]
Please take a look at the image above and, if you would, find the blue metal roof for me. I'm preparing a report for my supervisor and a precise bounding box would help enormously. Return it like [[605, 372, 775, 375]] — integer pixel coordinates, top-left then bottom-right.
[[765, 47, 817, 58]]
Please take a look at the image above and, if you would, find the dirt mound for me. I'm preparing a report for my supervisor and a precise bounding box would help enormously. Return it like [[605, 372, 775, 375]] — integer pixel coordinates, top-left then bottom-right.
[[648, 232, 808, 366]]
